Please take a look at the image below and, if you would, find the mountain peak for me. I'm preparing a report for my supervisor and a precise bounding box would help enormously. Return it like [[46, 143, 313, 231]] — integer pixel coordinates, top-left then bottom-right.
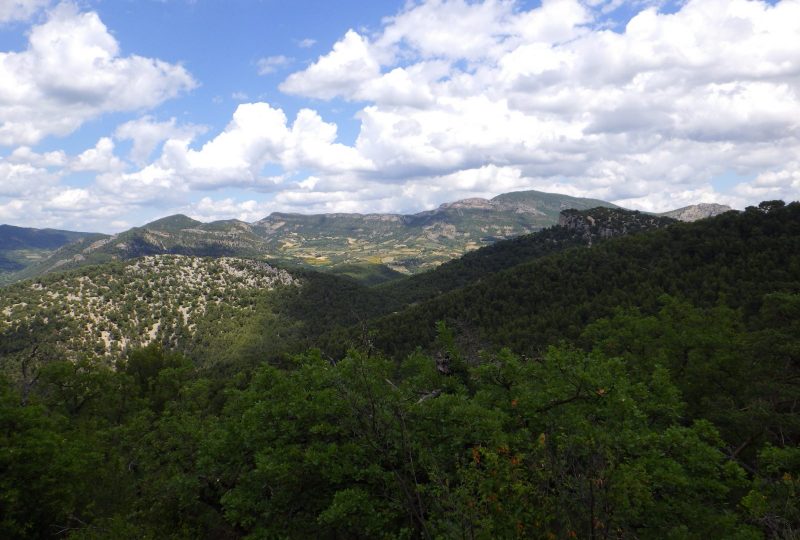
[[142, 214, 203, 232], [491, 190, 619, 215]]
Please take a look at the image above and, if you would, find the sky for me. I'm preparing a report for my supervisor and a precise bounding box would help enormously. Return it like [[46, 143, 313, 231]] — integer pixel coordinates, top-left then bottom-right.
[[0, 0, 798, 233]]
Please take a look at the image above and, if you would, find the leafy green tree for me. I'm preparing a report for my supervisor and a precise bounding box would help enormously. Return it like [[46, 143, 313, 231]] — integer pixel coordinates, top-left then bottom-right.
[[0, 377, 105, 539]]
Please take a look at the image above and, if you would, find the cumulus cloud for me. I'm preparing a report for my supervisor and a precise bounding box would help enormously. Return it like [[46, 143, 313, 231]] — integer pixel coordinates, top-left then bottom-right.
[[70, 137, 125, 173], [6, 0, 800, 231], [0, 182, 135, 230], [182, 196, 273, 223], [733, 162, 800, 202], [97, 102, 373, 200], [0, 159, 59, 196], [7, 145, 66, 167], [0, 2, 196, 146], [115, 116, 205, 166], [0, 0, 49, 23], [280, 30, 381, 99], [274, 0, 800, 212]]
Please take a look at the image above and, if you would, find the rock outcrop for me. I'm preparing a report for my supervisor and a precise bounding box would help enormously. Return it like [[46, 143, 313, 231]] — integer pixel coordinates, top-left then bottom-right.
[[660, 203, 733, 222], [559, 208, 676, 245]]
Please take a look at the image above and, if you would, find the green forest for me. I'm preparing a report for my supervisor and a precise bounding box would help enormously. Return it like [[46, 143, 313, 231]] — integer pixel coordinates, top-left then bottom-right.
[[1, 202, 799, 539]]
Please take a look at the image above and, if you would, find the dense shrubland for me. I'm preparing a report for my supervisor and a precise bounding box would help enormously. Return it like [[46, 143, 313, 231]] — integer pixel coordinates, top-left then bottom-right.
[[1, 201, 799, 538]]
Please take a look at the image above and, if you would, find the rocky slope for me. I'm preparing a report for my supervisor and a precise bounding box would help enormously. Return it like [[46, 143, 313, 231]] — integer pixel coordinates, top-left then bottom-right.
[[0, 255, 297, 364], [558, 207, 676, 245], [659, 203, 733, 222], [1, 191, 735, 285], [5, 190, 618, 283]]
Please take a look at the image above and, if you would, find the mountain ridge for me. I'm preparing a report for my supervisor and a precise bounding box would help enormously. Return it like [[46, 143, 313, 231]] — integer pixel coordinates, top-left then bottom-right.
[[2, 190, 621, 283], [0, 206, 679, 365], [0, 191, 735, 285]]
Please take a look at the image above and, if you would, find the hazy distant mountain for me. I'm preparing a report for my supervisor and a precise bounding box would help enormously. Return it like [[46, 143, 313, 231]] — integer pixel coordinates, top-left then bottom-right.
[[658, 203, 734, 222], [7, 216, 269, 283], [0, 225, 97, 283], [0, 207, 672, 364], [2, 191, 738, 286], [236, 190, 617, 272], [4, 190, 618, 284]]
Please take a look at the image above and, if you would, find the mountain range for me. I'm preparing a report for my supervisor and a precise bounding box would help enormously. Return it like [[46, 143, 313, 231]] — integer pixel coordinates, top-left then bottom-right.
[[0, 189, 731, 285], [1, 198, 796, 540], [0, 225, 96, 279], [0, 204, 724, 367]]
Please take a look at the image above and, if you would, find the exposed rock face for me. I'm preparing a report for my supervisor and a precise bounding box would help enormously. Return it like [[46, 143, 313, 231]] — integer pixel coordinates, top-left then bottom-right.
[[558, 208, 676, 245], [438, 198, 495, 210], [660, 203, 733, 222]]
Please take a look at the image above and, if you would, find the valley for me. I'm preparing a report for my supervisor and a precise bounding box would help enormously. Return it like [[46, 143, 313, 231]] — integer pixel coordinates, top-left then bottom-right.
[[0, 189, 731, 287], [2, 198, 796, 540], [3, 1, 795, 536]]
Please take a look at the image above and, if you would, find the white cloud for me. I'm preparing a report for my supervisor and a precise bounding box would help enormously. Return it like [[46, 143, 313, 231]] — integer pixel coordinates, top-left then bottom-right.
[[280, 30, 381, 99], [70, 137, 125, 173], [6, 0, 800, 232], [95, 163, 187, 206], [256, 55, 291, 75], [8, 145, 66, 167], [376, 0, 589, 62], [0, 159, 59, 196], [115, 116, 205, 166], [99, 102, 373, 197], [172, 102, 291, 187], [281, 108, 374, 173], [0, 2, 196, 146], [183, 196, 272, 223], [0, 0, 49, 23], [45, 187, 92, 211], [275, 0, 800, 211], [0, 182, 134, 230], [297, 38, 316, 49], [733, 162, 800, 202]]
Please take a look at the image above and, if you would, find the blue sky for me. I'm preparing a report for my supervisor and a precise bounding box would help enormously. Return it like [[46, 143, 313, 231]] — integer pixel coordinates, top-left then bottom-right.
[[0, 0, 798, 232], [90, 1, 400, 139]]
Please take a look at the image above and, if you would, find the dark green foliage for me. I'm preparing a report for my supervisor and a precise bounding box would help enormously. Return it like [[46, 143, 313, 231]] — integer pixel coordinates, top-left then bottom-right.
[[326, 262, 405, 286], [378, 207, 675, 306], [363, 202, 800, 359], [0, 343, 771, 538], [0, 200, 798, 538]]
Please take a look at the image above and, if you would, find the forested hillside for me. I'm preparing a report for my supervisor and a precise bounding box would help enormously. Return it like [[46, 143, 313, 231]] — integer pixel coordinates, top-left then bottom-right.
[[0, 225, 97, 284], [358, 201, 799, 359], [0, 256, 296, 369], [0, 256, 391, 376], [1, 190, 617, 284], [1, 201, 798, 539], [377, 207, 676, 307]]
